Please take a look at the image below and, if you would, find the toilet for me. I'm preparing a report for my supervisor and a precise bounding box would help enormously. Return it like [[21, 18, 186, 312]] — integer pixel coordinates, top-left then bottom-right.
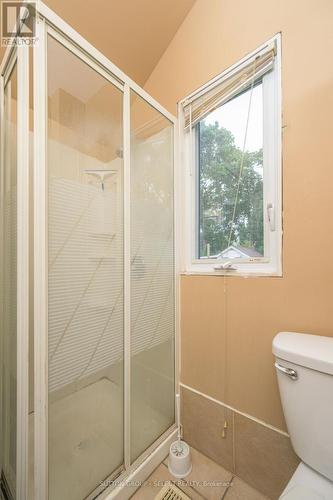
[[272, 332, 333, 499]]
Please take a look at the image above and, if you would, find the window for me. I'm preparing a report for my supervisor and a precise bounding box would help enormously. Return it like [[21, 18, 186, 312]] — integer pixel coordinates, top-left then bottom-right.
[[179, 35, 282, 275]]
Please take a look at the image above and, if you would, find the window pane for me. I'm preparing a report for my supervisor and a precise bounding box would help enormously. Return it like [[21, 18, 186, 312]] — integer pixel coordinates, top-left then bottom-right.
[[198, 83, 264, 260]]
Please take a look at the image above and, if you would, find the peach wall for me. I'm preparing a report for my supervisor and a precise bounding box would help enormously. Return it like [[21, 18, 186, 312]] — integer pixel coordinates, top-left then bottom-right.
[[144, 0, 333, 430]]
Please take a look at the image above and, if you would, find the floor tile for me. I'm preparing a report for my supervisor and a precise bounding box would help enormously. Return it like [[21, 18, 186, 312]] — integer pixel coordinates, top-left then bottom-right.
[[165, 447, 232, 500], [133, 447, 268, 500], [225, 476, 270, 500], [131, 463, 203, 500]]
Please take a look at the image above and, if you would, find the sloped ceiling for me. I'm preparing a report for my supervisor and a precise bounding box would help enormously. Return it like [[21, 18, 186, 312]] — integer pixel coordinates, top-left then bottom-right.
[[43, 0, 195, 85]]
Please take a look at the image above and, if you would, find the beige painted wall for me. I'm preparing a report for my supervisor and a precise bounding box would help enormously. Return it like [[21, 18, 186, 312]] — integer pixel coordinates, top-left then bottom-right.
[[144, 0, 333, 430]]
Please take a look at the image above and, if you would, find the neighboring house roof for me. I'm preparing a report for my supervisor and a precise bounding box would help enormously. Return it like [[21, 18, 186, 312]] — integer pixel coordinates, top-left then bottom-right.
[[217, 245, 262, 259]]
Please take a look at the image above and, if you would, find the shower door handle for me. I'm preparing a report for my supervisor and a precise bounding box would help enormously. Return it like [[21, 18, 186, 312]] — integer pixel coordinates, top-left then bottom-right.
[[275, 362, 298, 380]]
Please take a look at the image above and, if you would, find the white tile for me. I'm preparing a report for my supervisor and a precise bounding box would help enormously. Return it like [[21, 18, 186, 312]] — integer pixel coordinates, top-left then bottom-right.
[[225, 476, 270, 500]]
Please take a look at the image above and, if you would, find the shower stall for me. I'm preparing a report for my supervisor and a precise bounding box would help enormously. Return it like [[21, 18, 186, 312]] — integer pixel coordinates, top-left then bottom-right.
[[0, 4, 177, 500]]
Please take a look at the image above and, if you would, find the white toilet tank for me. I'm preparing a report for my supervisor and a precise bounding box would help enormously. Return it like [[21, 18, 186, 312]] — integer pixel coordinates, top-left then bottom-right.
[[273, 332, 333, 483]]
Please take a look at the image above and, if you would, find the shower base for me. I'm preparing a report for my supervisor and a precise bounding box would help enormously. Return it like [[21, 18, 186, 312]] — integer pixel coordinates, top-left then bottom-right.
[[28, 378, 170, 500]]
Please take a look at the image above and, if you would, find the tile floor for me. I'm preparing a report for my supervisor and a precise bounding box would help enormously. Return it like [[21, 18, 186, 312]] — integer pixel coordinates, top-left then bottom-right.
[[131, 447, 270, 500]]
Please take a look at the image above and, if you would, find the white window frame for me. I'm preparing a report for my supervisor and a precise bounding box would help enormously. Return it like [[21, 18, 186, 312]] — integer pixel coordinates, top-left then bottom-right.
[[178, 33, 282, 276]]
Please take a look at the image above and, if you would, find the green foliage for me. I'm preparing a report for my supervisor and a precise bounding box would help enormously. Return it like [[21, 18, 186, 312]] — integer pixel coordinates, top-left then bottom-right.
[[198, 121, 263, 257]]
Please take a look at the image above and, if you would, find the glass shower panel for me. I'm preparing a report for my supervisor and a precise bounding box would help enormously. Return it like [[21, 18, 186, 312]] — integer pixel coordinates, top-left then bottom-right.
[[1, 64, 18, 499], [47, 37, 124, 499], [130, 92, 175, 462]]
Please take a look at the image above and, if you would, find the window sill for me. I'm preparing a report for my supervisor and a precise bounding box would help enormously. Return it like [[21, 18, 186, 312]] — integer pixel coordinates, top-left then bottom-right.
[[180, 264, 282, 278]]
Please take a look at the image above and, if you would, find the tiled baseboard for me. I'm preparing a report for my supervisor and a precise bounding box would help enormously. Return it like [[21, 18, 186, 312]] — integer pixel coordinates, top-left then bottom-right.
[[180, 385, 299, 500]]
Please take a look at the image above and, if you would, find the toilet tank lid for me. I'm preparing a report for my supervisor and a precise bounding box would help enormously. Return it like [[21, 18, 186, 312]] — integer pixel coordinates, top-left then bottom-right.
[[273, 332, 333, 375]]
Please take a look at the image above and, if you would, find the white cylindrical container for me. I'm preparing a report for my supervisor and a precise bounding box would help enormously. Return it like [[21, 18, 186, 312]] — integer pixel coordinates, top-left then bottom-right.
[[168, 440, 192, 478]]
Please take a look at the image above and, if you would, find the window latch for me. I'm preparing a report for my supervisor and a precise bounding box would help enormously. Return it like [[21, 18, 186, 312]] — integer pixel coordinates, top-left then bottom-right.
[[213, 261, 237, 271], [267, 203, 276, 231]]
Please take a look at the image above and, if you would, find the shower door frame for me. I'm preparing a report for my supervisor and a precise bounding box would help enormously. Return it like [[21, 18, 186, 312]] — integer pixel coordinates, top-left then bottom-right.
[[0, 40, 30, 500], [0, 2, 179, 499]]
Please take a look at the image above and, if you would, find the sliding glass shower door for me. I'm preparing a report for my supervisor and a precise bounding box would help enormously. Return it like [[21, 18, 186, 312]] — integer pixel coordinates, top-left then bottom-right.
[[130, 92, 175, 462], [47, 36, 124, 500], [1, 7, 176, 499]]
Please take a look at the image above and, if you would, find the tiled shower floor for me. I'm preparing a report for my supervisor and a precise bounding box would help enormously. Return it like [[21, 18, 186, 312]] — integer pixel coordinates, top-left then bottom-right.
[[131, 447, 270, 500]]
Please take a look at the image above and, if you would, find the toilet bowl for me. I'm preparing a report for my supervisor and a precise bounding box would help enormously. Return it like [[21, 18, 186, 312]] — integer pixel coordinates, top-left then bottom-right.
[[273, 332, 333, 500], [280, 462, 333, 499]]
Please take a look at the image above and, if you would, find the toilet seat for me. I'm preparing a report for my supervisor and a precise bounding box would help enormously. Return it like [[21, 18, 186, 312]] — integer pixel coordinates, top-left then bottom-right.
[[280, 484, 324, 500]]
